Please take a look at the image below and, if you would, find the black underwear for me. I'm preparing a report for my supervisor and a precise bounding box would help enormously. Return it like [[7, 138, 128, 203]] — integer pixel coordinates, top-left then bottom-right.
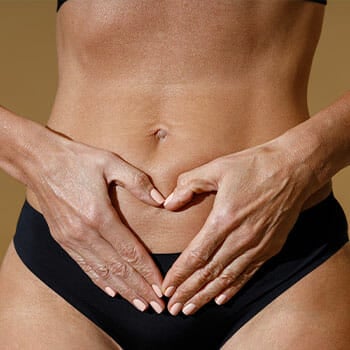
[[13, 191, 348, 349]]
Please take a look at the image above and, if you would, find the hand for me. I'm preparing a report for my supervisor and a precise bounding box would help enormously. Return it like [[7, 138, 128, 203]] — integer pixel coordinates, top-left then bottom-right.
[[161, 138, 316, 316], [27, 127, 165, 314]]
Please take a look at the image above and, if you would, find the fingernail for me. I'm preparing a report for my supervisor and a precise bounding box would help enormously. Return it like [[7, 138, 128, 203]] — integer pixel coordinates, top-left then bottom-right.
[[182, 303, 196, 315], [164, 286, 176, 297], [150, 188, 165, 204], [215, 294, 227, 305], [152, 284, 163, 298], [150, 301, 164, 314], [169, 302, 183, 316], [164, 192, 174, 207], [133, 298, 147, 312], [105, 286, 116, 297]]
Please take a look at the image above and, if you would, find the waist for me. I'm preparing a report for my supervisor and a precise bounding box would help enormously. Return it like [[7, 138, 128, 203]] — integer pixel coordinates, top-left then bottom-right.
[[48, 81, 310, 162], [27, 86, 332, 253]]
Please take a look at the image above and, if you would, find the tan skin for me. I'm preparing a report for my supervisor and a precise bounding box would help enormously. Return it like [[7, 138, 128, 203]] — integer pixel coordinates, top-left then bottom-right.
[[1, 0, 350, 348]]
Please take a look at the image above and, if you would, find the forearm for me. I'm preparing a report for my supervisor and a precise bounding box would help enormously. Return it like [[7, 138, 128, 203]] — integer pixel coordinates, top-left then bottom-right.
[[276, 91, 350, 194], [0, 104, 59, 187]]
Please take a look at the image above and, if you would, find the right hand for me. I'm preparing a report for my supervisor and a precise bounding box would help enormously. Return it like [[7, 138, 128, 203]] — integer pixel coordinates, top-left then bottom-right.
[[26, 127, 165, 314]]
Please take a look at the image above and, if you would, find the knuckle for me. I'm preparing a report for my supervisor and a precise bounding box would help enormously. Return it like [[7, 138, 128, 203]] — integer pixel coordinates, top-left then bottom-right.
[[170, 270, 183, 283], [81, 263, 100, 282], [109, 261, 129, 279], [84, 206, 106, 231], [219, 272, 235, 287], [74, 253, 86, 266], [235, 227, 259, 251], [136, 282, 151, 299], [173, 287, 189, 302], [252, 242, 268, 258], [119, 244, 141, 265], [133, 172, 149, 188], [170, 266, 187, 284], [55, 217, 89, 245], [230, 277, 245, 291], [94, 212, 115, 233], [136, 264, 154, 281], [221, 206, 236, 223], [199, 264, 219, 282], [235, 269, 254, 288], [118, 286, 136, 302], [239, 233, 257, 250], [63, 213, 93, 238], [70, 225, 87, 242], [177, 173, 190, 187], [249, 241, 273, 262], [241, 269, 252, 281], [209, 207, 236, 231], [55, 234, 77, 251], [96, 151, 113, 169], [187, 249, 207, 269], [81, 261, 93, 273], [196, 292, 213, 305], [69, 226, 96, 247], [93, 260, 129, 280], [208, 215, 221, 231], [94, 263, 110, 280]]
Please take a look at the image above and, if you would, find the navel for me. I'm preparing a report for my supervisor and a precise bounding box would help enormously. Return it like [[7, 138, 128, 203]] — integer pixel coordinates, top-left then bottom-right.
[[154, 128, 168, 141]]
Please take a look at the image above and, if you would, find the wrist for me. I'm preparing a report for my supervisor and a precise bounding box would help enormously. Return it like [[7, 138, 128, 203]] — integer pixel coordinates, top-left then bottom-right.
[[3, 118, 71, 189], [275, 91, 350, 195], [22, 123, 74, 189], [272, 120, 325, 196]]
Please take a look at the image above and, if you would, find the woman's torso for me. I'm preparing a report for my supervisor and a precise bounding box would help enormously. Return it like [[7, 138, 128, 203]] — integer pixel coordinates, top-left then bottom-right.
[[26, 0, 331, 253]]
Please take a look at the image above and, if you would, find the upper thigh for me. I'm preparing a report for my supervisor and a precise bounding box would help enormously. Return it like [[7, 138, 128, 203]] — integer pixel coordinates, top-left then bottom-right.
[[221, 243, 350, 350], [0, 241, 121, 350]]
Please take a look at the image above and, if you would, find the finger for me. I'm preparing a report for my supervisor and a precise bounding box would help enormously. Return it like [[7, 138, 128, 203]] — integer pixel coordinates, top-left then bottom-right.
[[166, 251, 250, 315], [103, 154, 165, 206], [166, 219, 265, 309], [100, 204, 165, 298], [162, 189, 239, 297], [63, 244, 120, 297], [163, 164, 219, 210], [87, 221, 165, 309], [62, 233, 165, 314], [181, 257, 263, 316], [214, 263, 262, 306]]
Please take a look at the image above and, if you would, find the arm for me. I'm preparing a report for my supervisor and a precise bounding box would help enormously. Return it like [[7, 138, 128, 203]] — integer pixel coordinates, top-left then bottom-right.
[[160, 91, 350, 316], [276, 91, 350, 192], [0, 104, 46, 186], [0, 105, 165, 313]]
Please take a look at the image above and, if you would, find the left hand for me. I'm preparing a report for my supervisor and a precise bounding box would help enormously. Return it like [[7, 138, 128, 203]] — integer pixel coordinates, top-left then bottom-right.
[[161, 137, 317, 316]]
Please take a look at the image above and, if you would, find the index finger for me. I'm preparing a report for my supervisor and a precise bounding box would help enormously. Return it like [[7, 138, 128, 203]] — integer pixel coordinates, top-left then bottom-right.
[[99, 203, 164, 297], [162, 191, 239, 296]]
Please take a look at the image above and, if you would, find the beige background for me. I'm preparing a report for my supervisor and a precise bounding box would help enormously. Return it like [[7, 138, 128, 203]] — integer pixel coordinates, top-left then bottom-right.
[[0, 0, 349, 261]]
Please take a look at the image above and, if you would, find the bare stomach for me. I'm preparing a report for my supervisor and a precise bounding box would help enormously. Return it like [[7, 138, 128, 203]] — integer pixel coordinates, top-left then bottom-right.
[[25, 82, 332, 253]]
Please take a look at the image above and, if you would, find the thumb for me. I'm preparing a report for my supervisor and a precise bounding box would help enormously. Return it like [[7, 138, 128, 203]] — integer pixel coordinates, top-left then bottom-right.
[[163, 165, 218, 210], [103, 156, 164, 206]]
